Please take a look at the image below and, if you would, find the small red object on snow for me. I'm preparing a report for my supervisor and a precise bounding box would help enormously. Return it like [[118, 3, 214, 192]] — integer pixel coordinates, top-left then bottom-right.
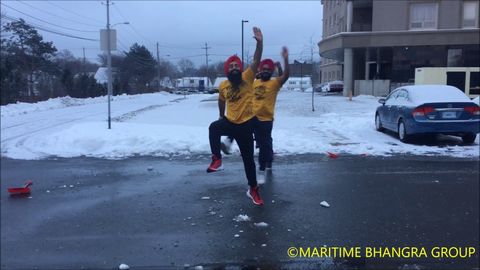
[[327, 152, 339, 159], [8, 180, 33, 195]]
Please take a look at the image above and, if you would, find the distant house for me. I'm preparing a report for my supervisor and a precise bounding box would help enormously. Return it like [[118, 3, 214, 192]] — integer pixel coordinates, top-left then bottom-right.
[[94, 67, 118, 85], [175, 77, 212, 91], [283, 77, 312, 91]]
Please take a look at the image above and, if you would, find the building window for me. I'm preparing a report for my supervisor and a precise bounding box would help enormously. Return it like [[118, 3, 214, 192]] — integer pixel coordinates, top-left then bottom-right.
[[470, 72, 480, 95], [463, 1, 479, 28], [409, 3, 438, 30], [447, 49, 462, 67], [337, 70, 341, 80]]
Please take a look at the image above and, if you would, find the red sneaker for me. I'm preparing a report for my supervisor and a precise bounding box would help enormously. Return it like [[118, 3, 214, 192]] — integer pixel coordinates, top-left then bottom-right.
[[246, 186, 264, 205], [206, 155, 223, 173]]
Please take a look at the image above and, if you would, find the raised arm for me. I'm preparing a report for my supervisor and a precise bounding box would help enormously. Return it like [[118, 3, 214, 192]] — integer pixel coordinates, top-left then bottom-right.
[[278, 46, 290, 85], [249, 27, 263, 72]]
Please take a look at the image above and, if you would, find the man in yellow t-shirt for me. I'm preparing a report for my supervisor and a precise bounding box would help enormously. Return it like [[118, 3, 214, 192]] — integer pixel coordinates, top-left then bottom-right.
[[207, 27, 264, 206], [252, 47, 290, 178]]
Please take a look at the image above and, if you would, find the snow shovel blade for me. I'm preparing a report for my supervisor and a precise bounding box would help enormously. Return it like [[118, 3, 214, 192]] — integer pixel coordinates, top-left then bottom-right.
[[327, 152, 339, 158], [8, 180, 33, 195]]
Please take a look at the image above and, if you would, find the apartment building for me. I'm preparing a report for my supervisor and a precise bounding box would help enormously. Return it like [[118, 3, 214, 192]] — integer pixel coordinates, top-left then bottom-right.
[[318, 0, 480, 96]]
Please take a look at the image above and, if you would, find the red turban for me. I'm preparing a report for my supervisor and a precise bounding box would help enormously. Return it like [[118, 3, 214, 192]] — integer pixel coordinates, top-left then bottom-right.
[[224, 55, 243, 75]]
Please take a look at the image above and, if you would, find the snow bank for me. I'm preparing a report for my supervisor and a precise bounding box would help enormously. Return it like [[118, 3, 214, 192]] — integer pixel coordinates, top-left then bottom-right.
[[1, 91, 478, 159]]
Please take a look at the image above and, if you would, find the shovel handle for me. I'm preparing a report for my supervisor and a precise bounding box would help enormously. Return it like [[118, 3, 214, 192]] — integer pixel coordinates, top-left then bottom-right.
[[24, 180, 33, 188]]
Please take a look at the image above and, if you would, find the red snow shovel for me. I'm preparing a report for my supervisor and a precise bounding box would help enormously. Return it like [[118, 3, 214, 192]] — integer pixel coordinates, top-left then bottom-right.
[[8, 180, 33, 195], [327, 152, 339, 159]]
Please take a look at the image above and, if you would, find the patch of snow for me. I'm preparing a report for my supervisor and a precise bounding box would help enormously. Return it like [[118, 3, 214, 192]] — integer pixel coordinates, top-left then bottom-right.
[[254, 222, 269, 228], [118, 263, 129, 270], [320, 201, 330, 208], [233, 214, 251, 222]]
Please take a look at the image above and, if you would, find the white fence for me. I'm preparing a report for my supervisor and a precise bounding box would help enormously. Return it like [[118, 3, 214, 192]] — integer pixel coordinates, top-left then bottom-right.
[[354, 80, 390, 97]]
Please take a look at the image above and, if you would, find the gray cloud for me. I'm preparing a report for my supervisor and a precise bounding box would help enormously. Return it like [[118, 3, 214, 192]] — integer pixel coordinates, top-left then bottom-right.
[[2, 1, 323, 66]]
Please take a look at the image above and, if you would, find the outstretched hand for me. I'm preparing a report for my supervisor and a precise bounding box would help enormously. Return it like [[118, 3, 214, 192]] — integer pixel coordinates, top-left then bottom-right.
[[253, 27, 263, 43], [281, 46, 289, 59]]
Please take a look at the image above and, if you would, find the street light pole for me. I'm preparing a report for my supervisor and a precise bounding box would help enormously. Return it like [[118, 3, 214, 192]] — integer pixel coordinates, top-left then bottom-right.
[[300, 61, 303, 92], [241, 20, 248, 66], [106, 0, 112, 129], [312, 64, 315, 112]]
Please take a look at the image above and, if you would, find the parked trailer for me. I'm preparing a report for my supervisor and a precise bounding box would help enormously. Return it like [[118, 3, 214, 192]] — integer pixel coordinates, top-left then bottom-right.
[[415, 67, 479, 98], [175, 77, 212, 92]]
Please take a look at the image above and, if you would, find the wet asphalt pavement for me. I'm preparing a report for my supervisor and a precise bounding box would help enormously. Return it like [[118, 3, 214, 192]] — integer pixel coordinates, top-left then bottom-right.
[[1, 155, 479, 270]]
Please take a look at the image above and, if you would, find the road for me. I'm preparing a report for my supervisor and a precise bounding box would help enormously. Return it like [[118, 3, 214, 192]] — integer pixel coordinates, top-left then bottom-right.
[[1, 155, 479, 269]]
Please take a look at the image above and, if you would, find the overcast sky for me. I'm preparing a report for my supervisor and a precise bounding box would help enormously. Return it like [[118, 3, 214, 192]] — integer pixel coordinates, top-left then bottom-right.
[[1, 1, 323, 67]]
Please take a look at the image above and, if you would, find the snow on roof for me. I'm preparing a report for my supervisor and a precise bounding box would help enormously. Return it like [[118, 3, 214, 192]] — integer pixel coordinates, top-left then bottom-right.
[[287, 77, 311, 81], [178, 77, 209, 81], [404, 85, 472, 104], [94, 67, 108, 84], [473, 96, 479, 105]]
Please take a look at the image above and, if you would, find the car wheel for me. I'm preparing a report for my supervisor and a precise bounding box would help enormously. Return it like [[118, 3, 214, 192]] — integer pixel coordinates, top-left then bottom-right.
[[461, 133, 477, 144], [398, 119, 410, 143], [375, 113, 384, 132]]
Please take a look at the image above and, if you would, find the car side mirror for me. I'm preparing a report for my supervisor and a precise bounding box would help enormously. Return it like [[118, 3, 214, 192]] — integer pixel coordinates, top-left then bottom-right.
[[378, 98, 386, 105]]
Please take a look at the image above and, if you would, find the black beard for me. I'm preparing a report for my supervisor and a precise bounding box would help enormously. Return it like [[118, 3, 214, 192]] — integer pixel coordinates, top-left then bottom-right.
[[227, 70, 242, 88], [260, 72, 272, 81]]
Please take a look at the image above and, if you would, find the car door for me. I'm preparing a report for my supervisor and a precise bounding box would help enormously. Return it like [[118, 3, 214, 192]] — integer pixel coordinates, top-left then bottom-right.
[[383, 90, 399, 130], [393, 90, 408, 125]]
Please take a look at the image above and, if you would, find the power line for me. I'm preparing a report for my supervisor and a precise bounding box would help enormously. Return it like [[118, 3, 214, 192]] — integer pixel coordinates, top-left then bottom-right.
[[112, 4, 155, 47], [45, 0, 105, 25], [17, 0, 103, 28], [2, 15, 99, 42], [1, 3, 99, 33], [111, 3, 201, 51]]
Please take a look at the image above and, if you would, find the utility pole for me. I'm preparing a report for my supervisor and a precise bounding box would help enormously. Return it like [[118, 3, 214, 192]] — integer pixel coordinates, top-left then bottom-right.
[[310, 37, 315, 112], [106, 0, 113, 129], [300, 62, 303, 92], [201, 42, 211, 89], [241, 20, 248, 66], [82, 47, 86, 74], [156, 42, 161, 91]]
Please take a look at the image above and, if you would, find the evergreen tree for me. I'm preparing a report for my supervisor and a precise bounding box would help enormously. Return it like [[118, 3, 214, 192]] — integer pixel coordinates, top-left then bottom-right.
[[2, 19, 57, 98]]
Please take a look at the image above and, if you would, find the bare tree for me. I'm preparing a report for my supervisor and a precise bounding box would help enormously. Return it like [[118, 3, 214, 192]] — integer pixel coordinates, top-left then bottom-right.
[[177, 58, 196, 77]]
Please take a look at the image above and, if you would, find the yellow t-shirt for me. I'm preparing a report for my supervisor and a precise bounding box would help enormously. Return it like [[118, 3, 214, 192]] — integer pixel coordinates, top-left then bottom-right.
[[252, 77, 282, 121], [218, 67, 256, 124]]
